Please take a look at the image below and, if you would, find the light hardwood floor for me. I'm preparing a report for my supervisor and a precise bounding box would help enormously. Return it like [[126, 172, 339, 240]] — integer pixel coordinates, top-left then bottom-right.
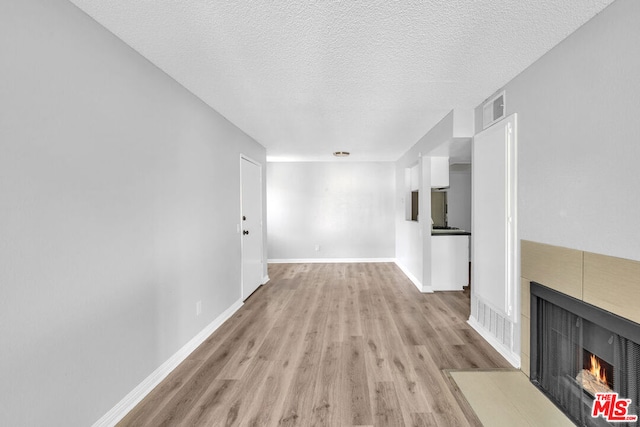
[[118, 263, 511, 426]]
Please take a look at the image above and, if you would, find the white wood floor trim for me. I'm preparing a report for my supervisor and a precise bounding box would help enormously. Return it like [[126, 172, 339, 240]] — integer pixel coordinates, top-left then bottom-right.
[[394, 260, 434, 293], [268, 258, 396, 264], [467, 315, 520, 368], [92, 298, 244, 427]]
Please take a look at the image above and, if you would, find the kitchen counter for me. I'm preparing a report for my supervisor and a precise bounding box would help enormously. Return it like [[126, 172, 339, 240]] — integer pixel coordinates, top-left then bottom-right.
[[431, 232, 470, 291], [432, 229, 471, 236]]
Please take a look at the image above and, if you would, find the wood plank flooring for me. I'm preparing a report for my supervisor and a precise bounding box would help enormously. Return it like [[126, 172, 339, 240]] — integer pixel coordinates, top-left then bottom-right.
[[118, 263, 511, 426]]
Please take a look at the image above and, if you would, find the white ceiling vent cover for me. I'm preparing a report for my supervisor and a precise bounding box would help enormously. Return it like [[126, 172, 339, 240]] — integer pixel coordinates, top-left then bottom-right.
[[483, 91, 506, 129]]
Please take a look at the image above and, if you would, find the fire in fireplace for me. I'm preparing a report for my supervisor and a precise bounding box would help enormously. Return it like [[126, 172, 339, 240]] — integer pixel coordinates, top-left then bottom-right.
[[577, 351, 613, 396]]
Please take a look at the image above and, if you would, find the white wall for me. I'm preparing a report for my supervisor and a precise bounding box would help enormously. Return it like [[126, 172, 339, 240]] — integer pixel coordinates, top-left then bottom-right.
[[267, 162, 395, 260], [0, 1, 266, 425], [469, 0, 639, 363], [395, 112, 458, 290], [476, 0, 640, 262]]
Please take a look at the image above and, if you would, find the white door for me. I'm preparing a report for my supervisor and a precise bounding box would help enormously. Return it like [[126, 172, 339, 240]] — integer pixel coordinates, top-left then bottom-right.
[[241, 157, 263, 299], [472, 114, 517, 320]]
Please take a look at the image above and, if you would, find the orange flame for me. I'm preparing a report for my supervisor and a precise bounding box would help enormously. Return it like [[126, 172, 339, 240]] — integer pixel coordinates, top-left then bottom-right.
[[589, 354, 608, 385]]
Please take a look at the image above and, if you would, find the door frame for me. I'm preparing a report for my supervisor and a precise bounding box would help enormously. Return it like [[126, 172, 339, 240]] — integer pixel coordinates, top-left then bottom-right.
[[239, 154, 264, 300], [471, 114, 518, 321]]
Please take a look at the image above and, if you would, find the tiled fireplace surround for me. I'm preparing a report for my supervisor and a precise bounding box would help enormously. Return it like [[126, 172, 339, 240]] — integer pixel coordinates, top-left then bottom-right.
[[520, 241, 640, 424], [520, 240, 640, 377]]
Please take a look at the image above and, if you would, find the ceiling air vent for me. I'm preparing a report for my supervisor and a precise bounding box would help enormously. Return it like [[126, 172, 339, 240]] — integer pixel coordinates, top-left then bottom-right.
[[482, 90, 506, 129]]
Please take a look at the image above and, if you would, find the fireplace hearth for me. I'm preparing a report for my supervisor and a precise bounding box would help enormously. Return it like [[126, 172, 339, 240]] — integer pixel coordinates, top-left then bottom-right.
[[530, 282, 640, 427]]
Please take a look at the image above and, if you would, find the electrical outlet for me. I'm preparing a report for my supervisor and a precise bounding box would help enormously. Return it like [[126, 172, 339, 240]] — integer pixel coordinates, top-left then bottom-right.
[[315, 245, 320, 252], [196, 301, 202, 316]]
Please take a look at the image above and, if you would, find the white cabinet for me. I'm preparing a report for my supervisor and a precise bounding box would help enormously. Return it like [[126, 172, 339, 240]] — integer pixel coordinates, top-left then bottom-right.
[[410, 163, 420, 191], [431, 234, 469, 291], [430, 157, 449, 188]]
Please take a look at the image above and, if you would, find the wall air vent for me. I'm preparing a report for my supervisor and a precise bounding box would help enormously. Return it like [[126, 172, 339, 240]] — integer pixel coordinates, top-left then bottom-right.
[[476, 298, 513, 349], [482, 90, 506, 129]]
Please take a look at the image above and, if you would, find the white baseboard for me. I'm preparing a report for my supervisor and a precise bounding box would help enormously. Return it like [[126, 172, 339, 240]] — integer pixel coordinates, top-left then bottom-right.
[[92, 298, 244, 427], [268, 258, 396, 264], [262, 275, 270, 284], [393, 260, 433, 293], [467, 315, 521, 368]]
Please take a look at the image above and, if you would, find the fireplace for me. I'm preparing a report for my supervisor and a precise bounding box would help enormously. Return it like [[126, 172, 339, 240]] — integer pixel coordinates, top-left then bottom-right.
[[530, 282, 640, 426]]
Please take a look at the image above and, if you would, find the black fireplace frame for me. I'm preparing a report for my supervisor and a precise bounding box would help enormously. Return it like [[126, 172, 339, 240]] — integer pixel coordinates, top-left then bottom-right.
[[530, 281, 640, 386], [530, 281, 640, 426]]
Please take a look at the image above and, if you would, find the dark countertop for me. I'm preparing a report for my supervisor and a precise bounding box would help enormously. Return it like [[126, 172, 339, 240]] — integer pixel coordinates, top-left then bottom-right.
[[431, 229, 471, 236]]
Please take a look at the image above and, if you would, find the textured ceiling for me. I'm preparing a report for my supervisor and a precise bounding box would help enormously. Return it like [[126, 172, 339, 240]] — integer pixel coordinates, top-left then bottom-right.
[[68, 0, 614, 161]]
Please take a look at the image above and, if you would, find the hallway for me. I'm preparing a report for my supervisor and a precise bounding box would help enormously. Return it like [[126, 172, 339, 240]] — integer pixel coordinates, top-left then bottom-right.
[[119, 263, 509, 426]]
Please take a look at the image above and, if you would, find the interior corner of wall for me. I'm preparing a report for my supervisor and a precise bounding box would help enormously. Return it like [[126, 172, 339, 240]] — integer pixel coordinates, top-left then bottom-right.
[[394, 259, 423, 292]]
